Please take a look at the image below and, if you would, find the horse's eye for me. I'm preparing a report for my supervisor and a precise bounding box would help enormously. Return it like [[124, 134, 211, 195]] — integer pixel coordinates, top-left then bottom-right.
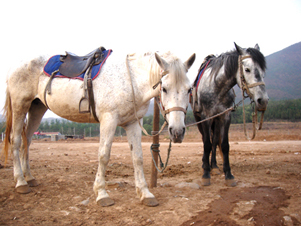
[[245, 68, 251, 73], [162, 87, 167, 93]]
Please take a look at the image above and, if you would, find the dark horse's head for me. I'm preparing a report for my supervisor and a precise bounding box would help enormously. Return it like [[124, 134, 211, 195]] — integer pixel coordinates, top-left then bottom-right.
[[234, 43, 268, 111]]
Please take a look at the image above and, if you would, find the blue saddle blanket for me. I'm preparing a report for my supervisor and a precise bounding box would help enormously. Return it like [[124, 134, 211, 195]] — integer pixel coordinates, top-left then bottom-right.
[[44, 49, 112, 80]]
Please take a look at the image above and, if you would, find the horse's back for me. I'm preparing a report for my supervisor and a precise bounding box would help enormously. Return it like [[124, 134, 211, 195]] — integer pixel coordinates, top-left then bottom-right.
[[7, 56, 47, 102]]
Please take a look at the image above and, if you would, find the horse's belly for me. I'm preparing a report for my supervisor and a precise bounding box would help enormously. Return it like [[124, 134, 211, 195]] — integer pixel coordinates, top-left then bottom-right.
[[37, 76, 97, 123]]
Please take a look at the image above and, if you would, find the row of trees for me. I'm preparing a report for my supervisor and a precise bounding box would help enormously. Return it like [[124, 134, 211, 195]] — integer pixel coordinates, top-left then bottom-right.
[[1, 99, 300, 137]]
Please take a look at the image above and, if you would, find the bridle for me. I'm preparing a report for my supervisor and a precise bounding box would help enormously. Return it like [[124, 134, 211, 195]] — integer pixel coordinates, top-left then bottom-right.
[[238, 55, 265, 100], [126, 54, 187, 136], [238, 55, 266, 140], [153, 76, 187, 121]]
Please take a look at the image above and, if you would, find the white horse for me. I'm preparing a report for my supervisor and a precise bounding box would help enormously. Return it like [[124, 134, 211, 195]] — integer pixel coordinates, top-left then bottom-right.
[[3, 50, 195, 207]]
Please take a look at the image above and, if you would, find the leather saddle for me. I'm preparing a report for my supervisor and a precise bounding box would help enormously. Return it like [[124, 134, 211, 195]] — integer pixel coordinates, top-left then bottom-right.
[[59, 46, 106, 77]]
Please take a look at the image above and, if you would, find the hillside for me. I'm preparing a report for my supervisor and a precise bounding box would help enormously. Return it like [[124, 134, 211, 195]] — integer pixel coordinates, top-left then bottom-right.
[[264, 42, 301, 100]]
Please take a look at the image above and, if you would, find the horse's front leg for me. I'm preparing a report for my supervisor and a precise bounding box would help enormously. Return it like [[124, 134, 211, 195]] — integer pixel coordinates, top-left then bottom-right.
[[93, 113, 117, 207], [200, 121, 212, 186], [125, 120, 159, 207], [221, 113, 236, 187], [195, 116, 212, 186]]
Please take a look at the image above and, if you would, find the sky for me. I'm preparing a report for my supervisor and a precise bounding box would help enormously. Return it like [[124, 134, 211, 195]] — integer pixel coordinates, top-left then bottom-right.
[[0, 0, 300, 118]]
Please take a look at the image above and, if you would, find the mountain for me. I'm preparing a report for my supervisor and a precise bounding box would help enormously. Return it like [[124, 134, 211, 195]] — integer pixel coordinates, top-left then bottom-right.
[[264, 42, 301, 100], [234, 41, 301, 101]]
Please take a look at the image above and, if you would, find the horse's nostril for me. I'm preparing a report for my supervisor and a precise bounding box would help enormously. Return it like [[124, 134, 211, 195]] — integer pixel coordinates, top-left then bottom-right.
[[169, 127, 173, 135], [257, 98, 262, 105], [182, 128, 186, 136]]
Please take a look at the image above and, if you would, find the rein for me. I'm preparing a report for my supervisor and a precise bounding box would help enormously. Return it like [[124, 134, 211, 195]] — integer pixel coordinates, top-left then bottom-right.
[[238, 55, 265, 140]]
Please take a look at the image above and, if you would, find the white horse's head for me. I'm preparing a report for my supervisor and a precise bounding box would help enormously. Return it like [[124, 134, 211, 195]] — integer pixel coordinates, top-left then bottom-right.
[[235, 43, 269, 111], [154, 52, 195, 143]]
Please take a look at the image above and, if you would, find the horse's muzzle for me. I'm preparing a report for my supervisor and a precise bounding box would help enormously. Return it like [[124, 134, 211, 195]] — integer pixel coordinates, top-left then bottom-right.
[[169, 127, 186, 143], [256, 97, 269, 112]]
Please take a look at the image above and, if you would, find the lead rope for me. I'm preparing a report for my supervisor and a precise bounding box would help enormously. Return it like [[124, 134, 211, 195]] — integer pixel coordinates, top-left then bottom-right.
[[150, 139, 172, 173]]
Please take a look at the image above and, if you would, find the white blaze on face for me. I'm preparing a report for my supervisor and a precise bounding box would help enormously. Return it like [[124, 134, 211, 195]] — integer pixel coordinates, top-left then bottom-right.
[[241, 57, 269, 111], [160, 74, 191, 143], [154, 52, 195, 143]]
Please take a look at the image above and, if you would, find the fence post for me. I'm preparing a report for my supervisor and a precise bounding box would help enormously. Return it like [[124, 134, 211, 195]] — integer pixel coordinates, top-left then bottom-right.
[[150, 101, 160, 188]]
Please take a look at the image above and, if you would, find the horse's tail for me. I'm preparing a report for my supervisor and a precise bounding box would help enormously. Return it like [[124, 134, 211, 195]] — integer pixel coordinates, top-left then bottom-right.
[[3, 88, 12, 165]]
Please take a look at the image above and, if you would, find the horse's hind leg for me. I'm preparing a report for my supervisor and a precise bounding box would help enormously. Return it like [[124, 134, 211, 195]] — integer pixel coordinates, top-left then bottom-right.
[[211, 120, 221, 175], [125, 120, 158, 207], [20, 99, 47, 187], [10, 99, 33, 193]]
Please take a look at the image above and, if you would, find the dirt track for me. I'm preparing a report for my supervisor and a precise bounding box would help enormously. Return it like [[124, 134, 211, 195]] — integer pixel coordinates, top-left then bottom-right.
[[0, 122, 301, 225]]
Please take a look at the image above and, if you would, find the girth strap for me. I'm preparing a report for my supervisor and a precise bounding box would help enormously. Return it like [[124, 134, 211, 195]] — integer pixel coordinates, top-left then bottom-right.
[[86, 67, 99, 122]]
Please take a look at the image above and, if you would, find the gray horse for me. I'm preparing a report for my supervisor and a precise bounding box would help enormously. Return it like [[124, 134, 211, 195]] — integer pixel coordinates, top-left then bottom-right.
[[191, 43, 268, 186]]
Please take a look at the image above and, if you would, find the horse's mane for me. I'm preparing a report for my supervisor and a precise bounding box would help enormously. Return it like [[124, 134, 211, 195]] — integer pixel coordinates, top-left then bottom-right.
[[148, 51, 188, 88], [205, 47, 266, 80]]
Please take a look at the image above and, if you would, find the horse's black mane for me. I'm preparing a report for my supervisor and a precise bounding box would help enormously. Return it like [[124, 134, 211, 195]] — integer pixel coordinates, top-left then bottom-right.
[[246, 47, 266, 71], [199, 47, 266, 81]]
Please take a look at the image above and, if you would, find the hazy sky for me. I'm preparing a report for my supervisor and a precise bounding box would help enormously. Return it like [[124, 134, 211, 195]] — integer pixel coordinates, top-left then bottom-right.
[[0, 0, 300, 118]]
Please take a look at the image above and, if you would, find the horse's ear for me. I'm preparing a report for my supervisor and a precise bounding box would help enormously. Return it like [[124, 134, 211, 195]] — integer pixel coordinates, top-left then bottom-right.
[[155, 52, 169, 71], [184, 53, 196, 71], [234, 42, 243, 55], [254, 43, 260, 51]]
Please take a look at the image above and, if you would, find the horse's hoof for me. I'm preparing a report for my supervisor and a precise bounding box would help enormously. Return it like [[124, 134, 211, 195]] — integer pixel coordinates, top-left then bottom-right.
[[225, 179, 237, 187], [27, 179, 39, 187], [201, 178, 211, 186], [211, 168, 220, 175], [97, 197, 115, 207], [16, 185, 31, 194], [142, 198, 159, 207]]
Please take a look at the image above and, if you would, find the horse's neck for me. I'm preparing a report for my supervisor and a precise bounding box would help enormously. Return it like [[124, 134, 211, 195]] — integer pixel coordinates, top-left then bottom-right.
[[214, 68, 237, 97], [128, 55, 160, 105]]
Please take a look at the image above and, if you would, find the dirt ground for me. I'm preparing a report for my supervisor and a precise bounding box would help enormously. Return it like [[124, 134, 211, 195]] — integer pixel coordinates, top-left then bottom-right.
[[0, 122, 301, 226]]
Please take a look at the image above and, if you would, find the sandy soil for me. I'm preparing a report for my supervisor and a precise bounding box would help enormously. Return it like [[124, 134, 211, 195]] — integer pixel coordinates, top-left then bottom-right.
[[0, 122, 301, 226]]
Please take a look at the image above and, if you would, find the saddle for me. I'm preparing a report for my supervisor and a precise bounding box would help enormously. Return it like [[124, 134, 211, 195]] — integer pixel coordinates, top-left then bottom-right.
[[59, 46, 106, 77], [44, 46, 109, 122]]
